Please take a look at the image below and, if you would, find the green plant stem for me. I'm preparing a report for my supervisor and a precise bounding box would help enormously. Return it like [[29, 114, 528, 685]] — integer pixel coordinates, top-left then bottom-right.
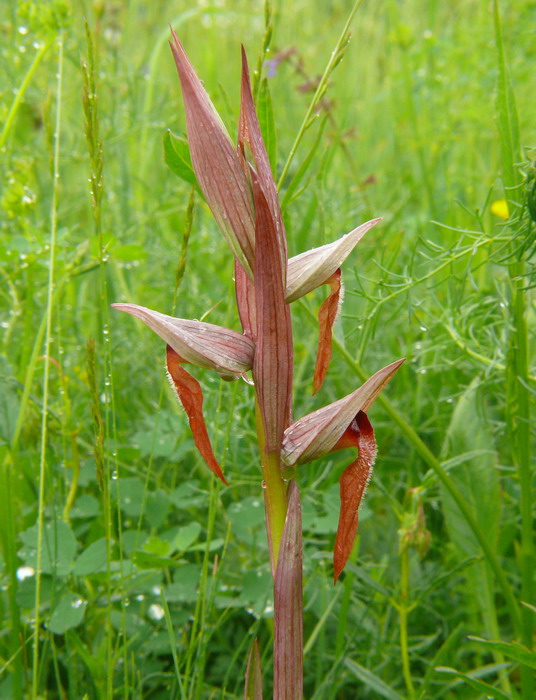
[[255, 402, 288, 571], [510, 263, 533, 694], [399, 546, 415, 700], [31, 32, 64, 700], [276, 0, 362, 191], [303, 302, 523, 636], [0, 39, 52, 151]]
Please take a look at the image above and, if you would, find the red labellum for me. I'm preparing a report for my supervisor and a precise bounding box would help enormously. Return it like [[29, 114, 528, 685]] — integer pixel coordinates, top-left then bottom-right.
[[313, 268, 341, 394], [333, 411, 377, 583], [166, 345, 228, 486]]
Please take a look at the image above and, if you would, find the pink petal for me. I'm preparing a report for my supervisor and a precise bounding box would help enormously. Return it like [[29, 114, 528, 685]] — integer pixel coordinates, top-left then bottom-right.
[[285, 218, 381, 302], [312, 268, 341, 394], [170, 30, 256, 273], [112, 303, 254, 376], [244, 639, 263, 700], [281, 358, 405, 467], [166, 346, 228, 485], [239, 48, 287, 281], [333, 411, 376, 583], [274, 481, 303, 697], [252, 176, 293, 452]]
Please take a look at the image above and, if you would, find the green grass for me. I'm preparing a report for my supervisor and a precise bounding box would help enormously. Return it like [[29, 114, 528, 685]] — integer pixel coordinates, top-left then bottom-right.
[[0, 0, 534, 698]]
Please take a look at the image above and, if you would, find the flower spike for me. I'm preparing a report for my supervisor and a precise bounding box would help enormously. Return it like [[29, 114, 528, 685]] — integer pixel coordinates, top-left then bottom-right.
[[239, 48, 287, 280], [282, 358, 404, 467], [111, 303, 254, 377], [281, 359, 404, 581], [285, 218, 381, 303]]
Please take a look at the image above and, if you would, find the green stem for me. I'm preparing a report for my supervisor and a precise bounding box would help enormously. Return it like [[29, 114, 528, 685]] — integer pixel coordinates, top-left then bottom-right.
[[32, 32, 64, 700], [510, 262, 533, 696], [276, 0, 362, 191], [399, 546, 415, 700], [255, 402, 288, 571], [0, 39, 52, 151]]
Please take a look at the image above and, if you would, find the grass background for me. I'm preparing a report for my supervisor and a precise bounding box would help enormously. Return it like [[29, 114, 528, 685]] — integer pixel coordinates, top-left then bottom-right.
[[0, 0, 534, 697]]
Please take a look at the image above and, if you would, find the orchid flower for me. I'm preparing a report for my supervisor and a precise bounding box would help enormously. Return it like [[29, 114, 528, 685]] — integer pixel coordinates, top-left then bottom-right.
[[113, 31, 405, 696]]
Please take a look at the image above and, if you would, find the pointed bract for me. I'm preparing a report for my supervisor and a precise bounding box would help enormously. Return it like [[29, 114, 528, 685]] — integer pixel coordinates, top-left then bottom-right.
[[333, 411, 376, 583], [170, 30, 256, 273], [252, 177, 293, 452], [281, 358, 405, 467], [274, 481, 303, 698], [166, 346, 228, 485], [285, 218, 381, 303], [244, 639, 263, 700], [112, 303, 254, 377], [239, 48, 287, 280]]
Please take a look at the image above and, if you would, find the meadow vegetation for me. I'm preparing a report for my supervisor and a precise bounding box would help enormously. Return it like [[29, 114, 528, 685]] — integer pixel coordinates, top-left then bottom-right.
[[0, 0, 534, 697]]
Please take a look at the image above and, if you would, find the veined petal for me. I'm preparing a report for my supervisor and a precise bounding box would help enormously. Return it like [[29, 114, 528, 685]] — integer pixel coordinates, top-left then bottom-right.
[[285, 218, 381, 303], [281, 358, 405, 466], [333, 411, 376, 583], [253, 176, 293, 452], [239, 48, 287, 281], [112, 303, 254, 376], [170, 30, 256, 273], [166, 346, 228, 485], [312, 268, 341, 395]]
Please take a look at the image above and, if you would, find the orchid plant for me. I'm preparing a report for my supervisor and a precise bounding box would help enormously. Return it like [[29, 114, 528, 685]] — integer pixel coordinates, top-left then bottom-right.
[[113, 30, 404, 698]]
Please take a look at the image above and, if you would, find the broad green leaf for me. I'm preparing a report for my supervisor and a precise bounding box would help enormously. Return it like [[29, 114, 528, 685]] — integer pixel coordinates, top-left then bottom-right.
[[468, 636, 536, 669], [143, 536, 172, 558], [440, 379, 501, 557], [436, 666, 511, 700], [73, 538, 108, 576], [112, 243, 149, 262], [48, 592, 87, 635], [163, 129, 201, 193], [70, 494, 99, 519], [131, 551, 177, 569], [118, 477, 146, 517], [257, 78, 277, 176], [19, 518, 77, 577], [172, 522, 201, 551], [344, 659, 405, 700], [165, 563, 201, 603], [145, 490, 171, 529]]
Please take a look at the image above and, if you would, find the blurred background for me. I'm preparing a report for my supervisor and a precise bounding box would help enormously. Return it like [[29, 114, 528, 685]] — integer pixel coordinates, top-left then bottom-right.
[[0, 0, 534, 697]]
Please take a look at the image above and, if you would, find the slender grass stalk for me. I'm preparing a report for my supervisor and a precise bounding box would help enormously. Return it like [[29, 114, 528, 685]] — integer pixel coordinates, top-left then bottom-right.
[[31, 31, 64, 700], [82, 21, 119, 695], [398, 545, 415, 700], [0, 39, 53, 151], [252, 0, 273, 100], [276, 0, 362, 191]]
